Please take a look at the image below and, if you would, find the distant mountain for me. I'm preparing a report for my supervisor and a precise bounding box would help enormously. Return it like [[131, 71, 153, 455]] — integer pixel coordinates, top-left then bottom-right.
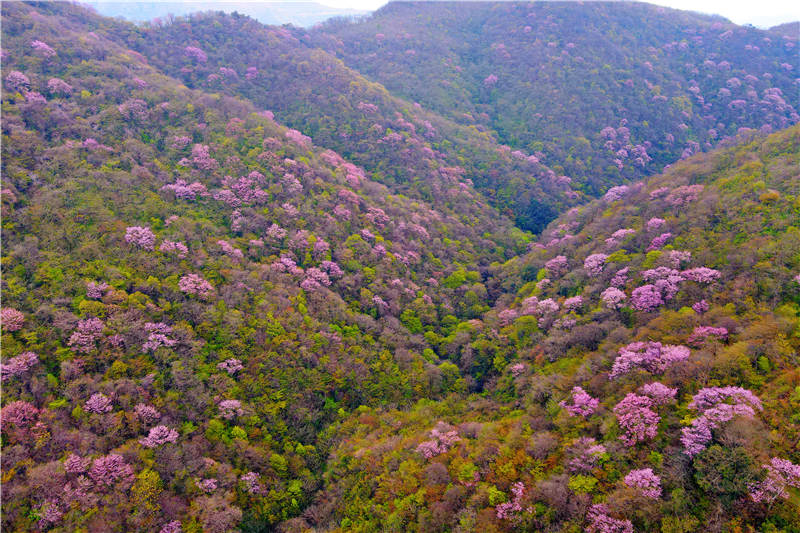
[[84, 1, 368, 27], [315, 2, 798, 194]]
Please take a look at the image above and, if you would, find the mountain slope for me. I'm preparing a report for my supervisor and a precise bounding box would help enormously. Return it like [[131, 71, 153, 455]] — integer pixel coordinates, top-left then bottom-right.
[[297, 126, 800, 532], [316, 1, 799, 194]]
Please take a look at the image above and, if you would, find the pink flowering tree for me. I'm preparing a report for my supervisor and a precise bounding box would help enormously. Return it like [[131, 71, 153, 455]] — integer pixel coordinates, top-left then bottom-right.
[[623, 468, 662, 498], [560, 386, 599, 417], [68, 318, 104, 353], [2, 308, 25, 331], [217, 358, 244, 375], [545, 255, 569, 277], [84, 393, 113, 414], [496, 481, 525, 519], [681, 387, 762, 456], [1, 351, 39, 381], [416, 424, 461, 459], [749, 458, 800, 503], [610, 342, 690, 378], [218, 399, 243, 420], [140, 425, 179, 448], [584, 253, 609, 276], [178, 274, 214, 299], [586, 504, 633, 533], [125, 226, 156, 250], [613, 393, 660, 445], [601, 287, 627, 310], [567, 437, 607, 473]]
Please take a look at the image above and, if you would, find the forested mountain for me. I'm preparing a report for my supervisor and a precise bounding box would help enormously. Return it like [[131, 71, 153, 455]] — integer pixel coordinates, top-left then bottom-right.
[[315, 2, 799, 194], [1, 2, 799, 532]]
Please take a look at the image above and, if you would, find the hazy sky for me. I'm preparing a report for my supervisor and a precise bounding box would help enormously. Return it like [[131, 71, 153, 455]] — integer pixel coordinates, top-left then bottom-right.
[[312, 0, 800, 28]]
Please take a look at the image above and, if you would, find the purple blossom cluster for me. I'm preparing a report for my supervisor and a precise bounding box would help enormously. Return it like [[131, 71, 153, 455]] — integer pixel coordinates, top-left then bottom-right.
[[68, 318, 104, 353], [646, 232, 673, 251], [89, 454, 135, 490], [584, 253, 608, 276], [143, 322, 177, 352], [1, 308, 25, 331], [687, 326, 728, 345], [610, 342, 690, 378], [217, 240, 244, 260], [560, 386, 599, 417], [1, 400, 39, 427], [135, 403, 161, 425], [30, 39, 56, 58], [217, 358, 244, 375], [184, 46, 207, 63], [47, 77, 73, 95], [140, 425, 179, 448], [496, 481, 525, 519], [563, 296, 583, 312], [161, 179, 209, 200], [601, 287, 627, 309], [610, 267, 629, 288], [637, 382, 677, 405], [85, 393, 113, 414], [681, 267, 721, 283], [416, 425, 461, 459], [692, 300, 710, 314], [241, 472, 266, 495], [567, 437, 607, 473], [5, 71, 30, 92], [125, 226, 156, 250], [613, 393, 660, 445], [86, 281, 110, 299], [681, 387, 762, 456], [623, 468, 662, 498], [544, 255, 568, 277], [666, 185, 704, 207], [160, 240, 189, 257], [117, 98, 148, 121], [1, 351, 39, 381], [218, 399, 244, 420], [586, 504, 633, 533], [178, 274, 214, 298], [749, 458, 800, 503]]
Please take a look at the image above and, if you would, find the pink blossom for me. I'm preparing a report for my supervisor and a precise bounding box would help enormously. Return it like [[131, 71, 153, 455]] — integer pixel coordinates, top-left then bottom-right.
[[586, 504, 633, 533], [646, 232, 673, 251], [118, 99, 148, 121], [560, 386, 599, 417], [1, 400, 38, 427], [610, 268, 629, 288], [160, 521, 183, 533], [630, 284, 664, 312], [68, 318, 104, 353], [687, 326, 728, 346], [89, 454, 135, 489], [1, 351, 38, 381], [568, 437, 607, 473], [681, 267, 721, 283], [125, 226, 156, 250], [1, 308, 25, 331], [5, 71, 30, 92], [30, 39, 56, 57], [135, 403, 161, 425], [638, 382, 677, 405], [64, 453, 91, 474], [198, 478, 218, 493], [749, 458, 800, 503], [681, 387, 762, 456], [416, 424, 461, 459], [178, 274, 214, 298], [611, 342, 690, 378], [545, 255, 568, 277], [604, 185, 630, 202], [160, 240, 189, 257], [140, 425, 179, 448], [85, 393, 113, 414], [613, 393, 659, 445], [143, 322, 177, 352], [47, 78, 72, 95], [241, 472, 265, 495], [584, 254, 608, 276], [217, 358, 244, 375], [496, 482, 525, 519], [184, 46, 207, 63], [624, 468, 662, 498], [218, 399, 243, 420], [86, 281, 109, 299], [692, 300, 710, 314], [601, 287, 627, 309]]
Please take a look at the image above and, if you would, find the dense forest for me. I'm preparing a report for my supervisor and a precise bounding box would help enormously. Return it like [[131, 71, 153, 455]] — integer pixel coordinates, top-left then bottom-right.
[[1, 2, 798, 532]]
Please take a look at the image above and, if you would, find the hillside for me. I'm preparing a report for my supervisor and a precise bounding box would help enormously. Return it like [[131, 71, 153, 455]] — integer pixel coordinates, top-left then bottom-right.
[[316, 2, 799, 195], [302, 125, 800, 532], [1, 2, 799, 533]]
